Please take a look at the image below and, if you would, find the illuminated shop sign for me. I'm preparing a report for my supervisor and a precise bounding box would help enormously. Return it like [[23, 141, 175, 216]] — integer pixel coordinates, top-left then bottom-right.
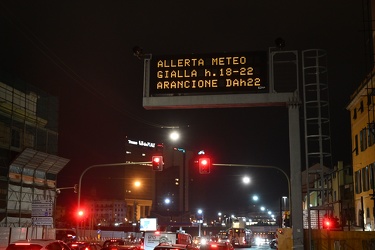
[[127, 139, 156, 148], [149, 51, 268, 96]]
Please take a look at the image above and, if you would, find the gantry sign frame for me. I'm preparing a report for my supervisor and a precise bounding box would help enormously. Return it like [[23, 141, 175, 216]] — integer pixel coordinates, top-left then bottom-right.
[[142, 50, 304, 250]]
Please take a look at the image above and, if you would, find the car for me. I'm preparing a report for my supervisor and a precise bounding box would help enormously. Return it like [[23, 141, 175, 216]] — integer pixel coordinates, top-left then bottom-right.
[[55, 229, 77, 243], [101, 239, 143, 250], [199, 241, 234, 250], [102, 239, 127, 248], [6, 239, 71, 250], [269, 239, 277, 249], [192, 236, 209, 246], [68, 242, 102, 250], [153, 243, 199, 250]]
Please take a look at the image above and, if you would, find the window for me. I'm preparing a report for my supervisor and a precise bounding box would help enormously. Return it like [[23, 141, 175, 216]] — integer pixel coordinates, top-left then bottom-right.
[[355, 170, 362, 194], [368, 122, 375, 147], [355, 134, 359, 155], [360, 100, 364, 112], [360, 128, 368, 151], [362, 166, 370, 192], [353, 108, 357, 119]]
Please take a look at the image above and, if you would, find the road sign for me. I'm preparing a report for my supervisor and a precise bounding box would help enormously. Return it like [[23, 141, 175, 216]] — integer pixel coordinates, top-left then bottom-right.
[[32, 200, 53, 217], [32, 216, 53, 226]]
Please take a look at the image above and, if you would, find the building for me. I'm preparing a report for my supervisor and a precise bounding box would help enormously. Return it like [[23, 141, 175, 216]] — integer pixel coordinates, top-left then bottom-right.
[[0, 71, 69, 227], [346, 0, 375, 231], [87, 200, 127, 227], [124, 137, 161, 222], [302, 162, 354, 229], [124, 137, 194, 225], [347, 73, 375, 230]]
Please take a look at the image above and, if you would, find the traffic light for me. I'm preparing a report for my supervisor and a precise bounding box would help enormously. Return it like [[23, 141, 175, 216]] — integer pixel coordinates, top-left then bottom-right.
[[198, 157, 211, 174], [76, 209, 85, 220], [152, 156, 163, 171], [323, 217, 332, 229], [73, 184, 78, 193], [323, 216, 339, 229]]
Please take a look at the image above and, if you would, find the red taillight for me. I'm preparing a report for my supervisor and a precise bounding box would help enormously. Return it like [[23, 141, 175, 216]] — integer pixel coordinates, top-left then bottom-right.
[[84, 247, 89, 250], [210, 244, 218, 248]]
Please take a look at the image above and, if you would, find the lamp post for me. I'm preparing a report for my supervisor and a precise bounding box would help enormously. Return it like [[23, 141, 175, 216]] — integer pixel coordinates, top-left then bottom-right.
[[167, 130, 190, 220], [197, 209, 203, 237], [77, 162, 150, 210], [214, 163, 291, 214], [76, 162, 150, 236], [132, 180, 142, 228]]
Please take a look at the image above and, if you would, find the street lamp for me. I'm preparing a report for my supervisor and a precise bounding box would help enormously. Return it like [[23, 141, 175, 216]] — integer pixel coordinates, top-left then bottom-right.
[[134, 180, 141, 188], [166, 130, 190, 217], [77, 162, 150, 209], [242, 176, 251, 184], [132, 180, 142, 224], [164, 198, 171, 205], [197, 209, 203, 237], [77, 162, 150, 236], [215, 163, 291, 213], [169, 131, 180, 141]]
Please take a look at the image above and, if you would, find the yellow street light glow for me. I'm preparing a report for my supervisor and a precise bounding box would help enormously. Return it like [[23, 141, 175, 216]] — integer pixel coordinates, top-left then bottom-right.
[[134, 181, 141, 187]]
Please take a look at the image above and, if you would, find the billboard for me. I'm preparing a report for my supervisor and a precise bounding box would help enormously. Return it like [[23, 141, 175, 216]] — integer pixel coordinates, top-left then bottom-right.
[[149, 51, 268, 96], [140, 218, 158, 231]]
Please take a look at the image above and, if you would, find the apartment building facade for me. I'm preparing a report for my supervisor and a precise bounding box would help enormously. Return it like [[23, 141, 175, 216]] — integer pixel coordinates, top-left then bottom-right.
[[347, 78, 375, 230]]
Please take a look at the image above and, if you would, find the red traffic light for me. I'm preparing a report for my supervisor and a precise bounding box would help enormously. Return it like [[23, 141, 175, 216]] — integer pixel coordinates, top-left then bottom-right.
[[152, 156, 163, 171], [76, 209, 85, 220], [198, 157, 211, 174], [323, 217, 332, 229]]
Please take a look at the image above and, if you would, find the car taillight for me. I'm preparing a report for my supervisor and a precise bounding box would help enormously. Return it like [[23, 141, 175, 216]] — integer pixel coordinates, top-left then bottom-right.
[[84, 247, 89, 250], [210, 244, 218, 248]]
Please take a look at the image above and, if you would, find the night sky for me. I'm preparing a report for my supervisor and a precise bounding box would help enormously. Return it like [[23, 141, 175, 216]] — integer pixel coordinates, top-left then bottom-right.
[[0, 1, 366, 215]]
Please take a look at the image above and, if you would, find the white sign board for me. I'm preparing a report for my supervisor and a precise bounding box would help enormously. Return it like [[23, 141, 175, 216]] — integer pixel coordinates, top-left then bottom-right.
[[32, 200, 53, 217], [32, 216, 53, 226]]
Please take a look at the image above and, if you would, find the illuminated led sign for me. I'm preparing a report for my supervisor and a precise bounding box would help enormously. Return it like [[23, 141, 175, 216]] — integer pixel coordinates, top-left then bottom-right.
[[127, 139, 156, 148], [149, 51, 268, 96]]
